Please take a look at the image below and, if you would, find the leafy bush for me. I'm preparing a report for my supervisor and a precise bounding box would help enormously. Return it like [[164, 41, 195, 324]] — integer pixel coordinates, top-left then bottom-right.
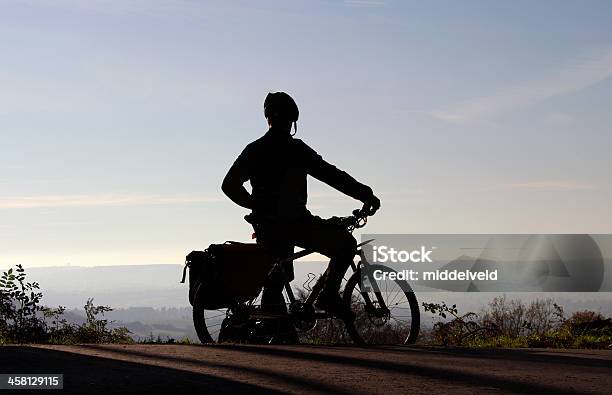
[[0, 265, 46, 343], [423, 301, 495, 346], [482, 296, 564, 337], [527, 310, 612, 348], [139, 332, 194, 344], [1, 264, 132, 344], [423, 296, 612, 349]]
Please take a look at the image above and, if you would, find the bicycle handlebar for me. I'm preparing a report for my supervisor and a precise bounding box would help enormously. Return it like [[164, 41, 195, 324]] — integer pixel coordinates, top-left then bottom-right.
[[341, 207, 371, 233]]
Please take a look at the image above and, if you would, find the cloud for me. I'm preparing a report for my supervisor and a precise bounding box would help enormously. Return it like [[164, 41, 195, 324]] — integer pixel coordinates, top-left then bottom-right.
[[16, 0, 202, 18], [542, 112, 575, 126], [0, 194, 221, 209], [344, 0, 386, 7], [431, 46, 612, 123], [499, 181, 596, 192]]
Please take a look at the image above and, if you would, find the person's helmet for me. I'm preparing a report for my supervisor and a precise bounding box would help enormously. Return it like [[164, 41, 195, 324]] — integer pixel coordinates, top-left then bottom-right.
[[264, 92, 299, 122]]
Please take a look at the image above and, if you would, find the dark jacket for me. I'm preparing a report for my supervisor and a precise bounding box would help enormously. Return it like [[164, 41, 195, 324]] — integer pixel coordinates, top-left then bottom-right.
[[222, 128, 373, 220]]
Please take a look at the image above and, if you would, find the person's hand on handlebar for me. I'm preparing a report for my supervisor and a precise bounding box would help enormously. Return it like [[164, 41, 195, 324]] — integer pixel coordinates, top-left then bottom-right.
[[361, 194, 381, 216]]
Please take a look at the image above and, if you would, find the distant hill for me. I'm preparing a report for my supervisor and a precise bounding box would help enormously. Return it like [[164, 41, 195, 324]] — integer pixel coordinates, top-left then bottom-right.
[[25, 264, 187, 308], [61, 306, 198, 342], [20, 261, 332, 309], [17, 264, 198, 341], [11, 262, 612, 321]]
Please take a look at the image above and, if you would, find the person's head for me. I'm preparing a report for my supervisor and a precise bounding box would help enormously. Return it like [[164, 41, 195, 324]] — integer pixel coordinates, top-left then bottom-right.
[[264, 92, 299, 134]]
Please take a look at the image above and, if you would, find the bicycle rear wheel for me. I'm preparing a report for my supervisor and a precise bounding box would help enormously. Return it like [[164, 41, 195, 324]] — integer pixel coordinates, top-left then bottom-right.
[[192, 289, 228, 343], [193, 286, 267, 344], [343, 265, 420, 344]]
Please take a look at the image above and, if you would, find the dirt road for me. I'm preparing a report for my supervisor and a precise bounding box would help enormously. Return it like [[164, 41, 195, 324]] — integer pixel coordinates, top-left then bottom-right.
[[1, 344, 610, 394]]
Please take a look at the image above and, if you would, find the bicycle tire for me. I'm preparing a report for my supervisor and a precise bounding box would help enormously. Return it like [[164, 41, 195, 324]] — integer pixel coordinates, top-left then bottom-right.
[[192, 285, 225, 344], [343, 265, 420, 345]]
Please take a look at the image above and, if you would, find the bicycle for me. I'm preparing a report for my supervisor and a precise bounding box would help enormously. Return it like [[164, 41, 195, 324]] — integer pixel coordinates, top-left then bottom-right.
[[192, 208, 420, 345]]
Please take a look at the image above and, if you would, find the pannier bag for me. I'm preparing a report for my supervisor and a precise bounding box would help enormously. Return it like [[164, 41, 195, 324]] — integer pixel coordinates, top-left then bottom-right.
[[180, 242, 274, 309]]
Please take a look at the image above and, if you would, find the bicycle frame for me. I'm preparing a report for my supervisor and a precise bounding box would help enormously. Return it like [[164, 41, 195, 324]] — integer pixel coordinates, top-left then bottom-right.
[[240, 208, 393, 325], [249, 238, 378, 321]]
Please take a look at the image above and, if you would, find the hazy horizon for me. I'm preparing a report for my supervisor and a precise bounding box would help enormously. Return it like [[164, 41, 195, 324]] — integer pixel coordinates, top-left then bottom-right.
[[14, 263, 612, 311]]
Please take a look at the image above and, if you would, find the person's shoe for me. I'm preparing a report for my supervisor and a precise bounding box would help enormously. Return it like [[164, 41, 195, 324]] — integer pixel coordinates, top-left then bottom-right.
[[315, 291, 356, 321]]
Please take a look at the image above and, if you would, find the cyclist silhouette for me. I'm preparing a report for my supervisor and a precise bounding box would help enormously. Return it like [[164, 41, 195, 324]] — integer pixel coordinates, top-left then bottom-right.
[[222, 92, 380, 321]]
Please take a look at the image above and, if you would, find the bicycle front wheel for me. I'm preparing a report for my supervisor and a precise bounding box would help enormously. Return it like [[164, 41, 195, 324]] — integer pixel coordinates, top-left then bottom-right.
[[343, 265, 420, 345]]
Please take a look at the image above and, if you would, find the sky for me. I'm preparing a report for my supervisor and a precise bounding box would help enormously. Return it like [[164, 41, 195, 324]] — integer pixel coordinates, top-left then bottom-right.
[[1, 0, 612, 267]]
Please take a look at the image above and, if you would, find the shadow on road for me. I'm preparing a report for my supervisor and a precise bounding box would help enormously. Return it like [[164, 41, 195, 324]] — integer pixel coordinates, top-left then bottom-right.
[[8, 344, 609, 394], [402, 345, 612, 369], [0, 346, 282, 395], [78, 344, 352, 395], [79, 344, 606, 395], [237, 344, 612, 369]]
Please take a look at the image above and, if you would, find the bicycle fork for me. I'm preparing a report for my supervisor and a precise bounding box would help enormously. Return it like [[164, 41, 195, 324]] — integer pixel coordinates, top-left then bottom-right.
[[355, 247, 390, 317]]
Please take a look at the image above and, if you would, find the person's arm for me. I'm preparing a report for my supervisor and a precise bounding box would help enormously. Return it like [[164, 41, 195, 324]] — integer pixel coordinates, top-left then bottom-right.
[[303, 142, 380, 212], [221, 147, 253, 210]]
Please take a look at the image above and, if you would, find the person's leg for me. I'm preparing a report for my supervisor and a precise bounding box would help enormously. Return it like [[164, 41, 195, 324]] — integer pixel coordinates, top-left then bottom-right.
[[291, 215, 357, 317], [261, 258, 293, 314], [255, 227, 294, 314], [253, 226, 299, 343]]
